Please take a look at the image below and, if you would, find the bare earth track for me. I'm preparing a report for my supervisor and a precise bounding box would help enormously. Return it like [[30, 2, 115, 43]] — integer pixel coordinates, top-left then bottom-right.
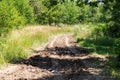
[[0, 34, 115, 80]]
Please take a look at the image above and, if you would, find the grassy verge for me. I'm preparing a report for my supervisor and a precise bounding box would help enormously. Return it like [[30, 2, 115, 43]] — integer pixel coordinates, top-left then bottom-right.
[[74, 23, 120, 78], [0, 25, 73, 65]]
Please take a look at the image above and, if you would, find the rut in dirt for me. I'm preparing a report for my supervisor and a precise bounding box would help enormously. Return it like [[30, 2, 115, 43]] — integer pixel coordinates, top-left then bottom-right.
[[21, 34, 89, 80], [0, 34, 115, 80]]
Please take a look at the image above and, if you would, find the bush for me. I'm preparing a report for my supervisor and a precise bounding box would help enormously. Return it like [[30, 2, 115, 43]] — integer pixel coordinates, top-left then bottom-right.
[[29, 0, 48, 24], [0, 0, 25, 35], [47, 2, 80, 24], [103, 0, 120, 38], [92, 23, 107, 37], [13, 0, 35, 24], [79, 4, 92, 22]]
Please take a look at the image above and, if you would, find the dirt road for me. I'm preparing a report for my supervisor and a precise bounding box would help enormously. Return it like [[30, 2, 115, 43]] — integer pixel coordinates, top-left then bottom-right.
[[0, 34, 115, 80]]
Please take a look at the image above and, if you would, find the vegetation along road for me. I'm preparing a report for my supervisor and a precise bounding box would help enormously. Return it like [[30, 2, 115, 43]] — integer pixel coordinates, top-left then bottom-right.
[[0, 0, 120, 79], [0, 34, 115, 80]]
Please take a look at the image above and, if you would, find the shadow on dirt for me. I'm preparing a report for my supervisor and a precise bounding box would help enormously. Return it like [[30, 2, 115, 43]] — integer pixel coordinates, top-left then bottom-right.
[[35, 71, 93, 80], [18, 46, 89, 69], [15, 46, 113, 80]]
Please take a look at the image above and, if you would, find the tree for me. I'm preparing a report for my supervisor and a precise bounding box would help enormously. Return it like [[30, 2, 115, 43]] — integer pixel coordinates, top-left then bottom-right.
[[0, 0, 25, 35], [108, 0, 120, 37], [103, 0, 120, 37], [13, 0, 35, 24], [48, 2, 80, 24], [29, 0, 48, 24]]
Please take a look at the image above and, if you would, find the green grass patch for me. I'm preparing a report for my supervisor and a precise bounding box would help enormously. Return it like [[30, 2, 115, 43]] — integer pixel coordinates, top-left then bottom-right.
[[78, 36, 120, 55], [0, 25, 73, 65], [74, 23, 120, 55]]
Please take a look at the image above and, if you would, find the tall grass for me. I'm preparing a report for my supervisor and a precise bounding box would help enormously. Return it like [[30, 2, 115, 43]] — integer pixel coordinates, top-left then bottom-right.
[[0, 25, 73, 64]]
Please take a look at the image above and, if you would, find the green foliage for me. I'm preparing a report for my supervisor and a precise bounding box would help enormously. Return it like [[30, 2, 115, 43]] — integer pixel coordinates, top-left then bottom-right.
[[79, 36, 120, 55], [0, 0, 35, 35], [74, 24, 120, 55], [0, 0, 25, 35], [42, 0, 60, 8], [0, 0, 108, 27], [106, 56, 120, 78], [30, 1, 81, 24], [79, 4, 92, 22], [63, 2, 80, 24], [48, 2, 80, 24], [103, 0, 120, 37], [74, 24, 120, 78], [13, 0, 35, 24], [29, 0, 48, 24]]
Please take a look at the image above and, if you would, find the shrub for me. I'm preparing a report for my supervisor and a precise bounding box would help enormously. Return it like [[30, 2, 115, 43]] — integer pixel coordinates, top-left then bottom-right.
[[47, 2, 80, 24], [29, 0, 48, 24], [0, 0, 25, 35], [13, 0, 35, 24]]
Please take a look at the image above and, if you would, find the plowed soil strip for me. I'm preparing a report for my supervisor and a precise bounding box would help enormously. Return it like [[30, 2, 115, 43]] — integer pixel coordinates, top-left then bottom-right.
[[49, 35, 65, 80], [65, 35, 80, 55]]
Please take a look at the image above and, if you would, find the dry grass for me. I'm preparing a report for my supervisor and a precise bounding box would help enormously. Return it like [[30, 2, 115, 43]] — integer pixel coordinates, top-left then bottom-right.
[[0, 25, 73, 64]]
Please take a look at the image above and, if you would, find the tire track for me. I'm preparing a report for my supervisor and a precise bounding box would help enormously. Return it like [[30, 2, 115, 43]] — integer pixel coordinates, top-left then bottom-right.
[[65, 35, 79, 55], [47, 34, 86, 80], [48, 35, 65, 80]]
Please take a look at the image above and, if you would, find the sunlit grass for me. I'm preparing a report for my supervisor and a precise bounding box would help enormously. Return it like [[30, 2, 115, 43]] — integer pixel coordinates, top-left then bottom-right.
[[0, 25, 73, 64]]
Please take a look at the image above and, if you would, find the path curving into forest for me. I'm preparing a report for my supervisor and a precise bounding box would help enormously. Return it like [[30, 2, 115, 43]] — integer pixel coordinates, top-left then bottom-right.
[[0, 34, 115, 80]]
